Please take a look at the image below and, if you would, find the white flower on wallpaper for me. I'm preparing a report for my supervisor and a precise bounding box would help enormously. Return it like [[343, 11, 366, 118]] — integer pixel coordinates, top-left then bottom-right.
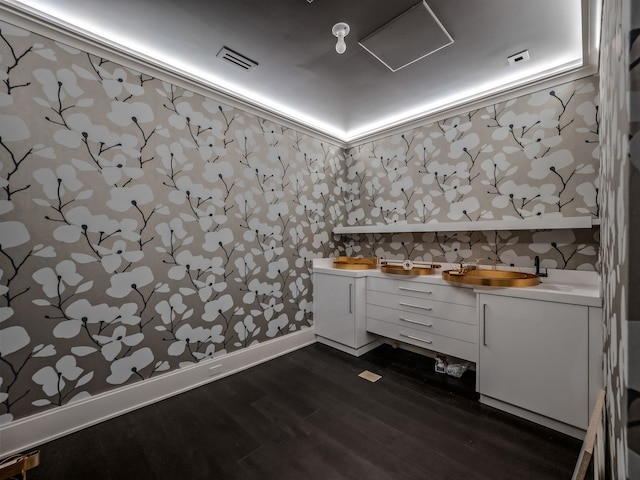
[[441, 116, 473, 142], [155, 218, 188, 248], [448, 132, 479, 159], [95, 239, 144, 273], [101, 154, 144, 185], [0, 325, 30, 356], [33, 68, 84, 102], [448, 197, 480, 221], [51, 113, 117, 150], [33, 165, 83, 199], [202, 228, 234, 252], [106, 347, 154, 385], [266, 313, 289, 338], [98, 66, 144, 98], [53, 299, 138, 339], [51, 206, 138, 243], [168, 324, 210, 357], [522, 131, 562, 159], [0, 220, 30, 248], [234, 316, 259, 348], [168, 99, 214, 132], [32, 260, 83, 298], [390, 175, 414, 197], [0, 114, 29, 142], [167, 251, 213, 281], [106, 185, 154, 212], [528, 229, 596, 268], [267, 258, 289, 280], [528, 149, 574, 180], [107, 101, 154, 127], [106, 266, 154, 298], [202, 294, 234, 322], [576, 182, 599, 214], [32, 355, 92, 406], [0, 306, 12, 323], [93, 325, 144, 361]]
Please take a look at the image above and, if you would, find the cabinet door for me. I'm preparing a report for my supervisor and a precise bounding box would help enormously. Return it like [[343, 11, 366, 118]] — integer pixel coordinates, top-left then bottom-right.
[[314, 274, 356, 347], [479, 295, 589, 429]]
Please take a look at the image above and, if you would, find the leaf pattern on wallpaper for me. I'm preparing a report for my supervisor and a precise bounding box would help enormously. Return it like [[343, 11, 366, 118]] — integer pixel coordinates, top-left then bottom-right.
[[598, 0, 639, 476], [0, 20, 338, 424]]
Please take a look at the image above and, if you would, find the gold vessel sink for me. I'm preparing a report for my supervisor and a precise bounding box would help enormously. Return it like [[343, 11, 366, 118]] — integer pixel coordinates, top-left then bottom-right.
[[332, 256, 378, 270], [442, 268, 540, 287]]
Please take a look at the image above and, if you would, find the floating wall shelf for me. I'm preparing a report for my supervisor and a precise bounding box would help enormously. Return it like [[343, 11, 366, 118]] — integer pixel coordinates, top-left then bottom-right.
[[333, 216, 600, 235]]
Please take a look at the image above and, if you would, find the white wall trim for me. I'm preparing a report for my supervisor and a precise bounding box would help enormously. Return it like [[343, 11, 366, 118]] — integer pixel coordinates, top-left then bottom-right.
[[0, 328, 316, 458], [344, 65, 598, 147]]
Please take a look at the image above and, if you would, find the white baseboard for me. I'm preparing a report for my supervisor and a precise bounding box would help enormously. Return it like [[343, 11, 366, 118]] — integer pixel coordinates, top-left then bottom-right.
[[316, 336, 381, 357], [0, 327, 316, 458]]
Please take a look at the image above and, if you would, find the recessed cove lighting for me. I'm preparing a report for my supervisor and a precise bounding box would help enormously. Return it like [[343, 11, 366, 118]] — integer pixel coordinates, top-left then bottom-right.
[[4, 0, 598, 144]]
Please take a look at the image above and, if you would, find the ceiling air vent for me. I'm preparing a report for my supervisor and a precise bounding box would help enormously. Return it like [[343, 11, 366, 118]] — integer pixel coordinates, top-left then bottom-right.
[[507, 50, 530, 66], [216, 47, 258, 71]]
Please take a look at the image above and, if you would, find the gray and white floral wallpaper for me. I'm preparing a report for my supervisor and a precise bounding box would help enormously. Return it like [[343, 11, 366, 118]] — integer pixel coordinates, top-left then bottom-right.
[[0, 17, 602, 432], [599, 0, 638, 477], [0, 20, 343, 425], [337, 78, 600, 270], [629, 7, 640, 474]]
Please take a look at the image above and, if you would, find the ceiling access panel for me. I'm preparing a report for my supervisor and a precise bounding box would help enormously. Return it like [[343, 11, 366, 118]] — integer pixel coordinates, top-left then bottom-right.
[[358, 1, 454, 72]]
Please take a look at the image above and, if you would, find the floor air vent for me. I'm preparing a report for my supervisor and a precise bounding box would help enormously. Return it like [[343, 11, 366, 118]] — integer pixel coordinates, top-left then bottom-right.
[[216, 47, 258, 71]]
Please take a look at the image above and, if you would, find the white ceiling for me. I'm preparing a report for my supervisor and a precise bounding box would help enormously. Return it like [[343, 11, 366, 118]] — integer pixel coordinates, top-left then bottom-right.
[[2, 0, 600, 145]]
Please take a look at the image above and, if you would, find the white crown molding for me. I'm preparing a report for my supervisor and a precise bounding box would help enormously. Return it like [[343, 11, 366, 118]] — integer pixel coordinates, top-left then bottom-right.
[[0, 1, 600, 150], [342, 64, 598, 147], [0, 328, 316, 458]]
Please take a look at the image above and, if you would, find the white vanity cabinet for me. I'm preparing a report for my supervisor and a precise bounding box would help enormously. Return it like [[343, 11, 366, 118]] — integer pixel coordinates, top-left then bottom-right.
[[478, 293, 603, 436], [312, 258, 603, 438], [313, 270, 378, 356], [366, 277, 478, 362]]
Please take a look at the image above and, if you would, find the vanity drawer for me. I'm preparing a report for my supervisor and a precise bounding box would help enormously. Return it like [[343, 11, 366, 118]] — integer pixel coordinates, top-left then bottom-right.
[[367, 291, 476, 325], [367, 317, 478, 362], [367, 277, 475, 306], [367, 304, 477, 343]]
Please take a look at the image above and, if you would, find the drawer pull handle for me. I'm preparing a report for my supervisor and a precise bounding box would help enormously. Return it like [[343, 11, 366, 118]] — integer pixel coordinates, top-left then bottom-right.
[[349, 284, 353, 314], [399, 287, 432, 294], [399, 302, 432, 311], [482, 303, 487, 347], [399, 317, 433, 327], [400, 333, 433, 344]]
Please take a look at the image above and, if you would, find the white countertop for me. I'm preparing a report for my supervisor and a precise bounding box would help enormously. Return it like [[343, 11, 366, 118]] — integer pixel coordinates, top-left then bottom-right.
[[312, 258, 602, 308]]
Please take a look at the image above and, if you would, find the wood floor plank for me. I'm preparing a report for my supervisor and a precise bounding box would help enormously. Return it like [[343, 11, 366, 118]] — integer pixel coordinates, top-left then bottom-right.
[[239, 403, 393, 480], [290, 343, 578, 478], [27, 343, 581, 480]]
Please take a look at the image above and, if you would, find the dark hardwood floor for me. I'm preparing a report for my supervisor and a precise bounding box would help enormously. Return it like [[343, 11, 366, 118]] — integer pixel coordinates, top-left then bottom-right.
[[27, 343, 580, 480]]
